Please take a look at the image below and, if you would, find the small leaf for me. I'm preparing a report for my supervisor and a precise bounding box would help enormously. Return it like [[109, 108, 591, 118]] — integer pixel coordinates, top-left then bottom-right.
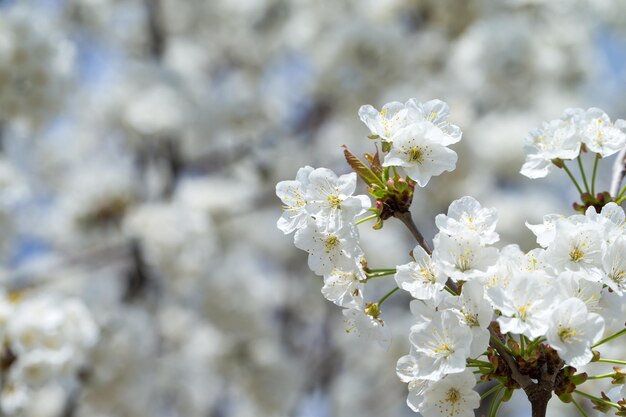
[[343, 145, 385, 188], [368, 134, 380, 140]]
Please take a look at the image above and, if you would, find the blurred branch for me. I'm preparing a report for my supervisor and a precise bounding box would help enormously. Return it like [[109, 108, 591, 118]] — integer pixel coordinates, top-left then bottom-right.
[[5, 241, 133, 292], [610, 147, 626, 198], [123, 238, 156, 302], [145, 0, 166, 60]]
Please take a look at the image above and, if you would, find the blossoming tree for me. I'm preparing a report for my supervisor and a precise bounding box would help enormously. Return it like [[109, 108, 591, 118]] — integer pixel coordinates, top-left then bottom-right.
[[277, 99, 626, 417]]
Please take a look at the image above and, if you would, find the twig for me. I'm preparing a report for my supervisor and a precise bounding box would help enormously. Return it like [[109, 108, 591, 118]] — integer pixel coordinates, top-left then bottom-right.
[[610, 147, 626, 198]]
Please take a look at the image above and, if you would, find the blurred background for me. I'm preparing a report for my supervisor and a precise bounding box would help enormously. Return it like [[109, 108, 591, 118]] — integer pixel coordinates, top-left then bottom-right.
[[0, 0, 625, 416]]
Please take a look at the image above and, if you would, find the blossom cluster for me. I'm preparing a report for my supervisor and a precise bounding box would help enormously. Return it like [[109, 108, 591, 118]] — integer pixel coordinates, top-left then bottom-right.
[[0, 295, 98, 415], [278, 98, 626, 417], [521, 108, 626, 179], [358, 99, 462, 186]]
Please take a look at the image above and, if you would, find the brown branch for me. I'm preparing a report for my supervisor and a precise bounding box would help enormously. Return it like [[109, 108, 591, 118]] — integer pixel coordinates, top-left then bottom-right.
[[489, 326, 533, 390], [394, 211, 431, 254]]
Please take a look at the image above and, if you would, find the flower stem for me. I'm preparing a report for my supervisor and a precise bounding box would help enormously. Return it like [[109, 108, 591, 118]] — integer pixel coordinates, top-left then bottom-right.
[[488, 387, 505, 417], [597, 358, 626, 366], [365, 268, 397, 273], [591, 154, 600, 196], [586, 373, 616, 380], [481, 383, 503, 400], [490, 333, 514, 357], [578, 155, 591, 194], [574, 390, 620, 409], [571, 398, 589, 417], [617, 184, 626, 200], [468, 359, 492, 367], [576, 155, 589, 192], [364, 271, 395, 281], [355, 214, 378, 225], [592, 328, 626, 348], [526, 337, 546, 352], [563, 163, 584, 195], [377, 287, 399, 306]]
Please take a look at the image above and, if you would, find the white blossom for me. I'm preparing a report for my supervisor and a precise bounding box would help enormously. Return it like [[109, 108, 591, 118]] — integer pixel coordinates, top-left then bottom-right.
[[305, 168, 370, 231], [383, 122, 458, 187], [409, 310, 472, 380], [602, 235, 626, 295], [358, 101, 410, 141], [420, 369, 480, 417], [395, 246, 447, 301], [580, 108, 626, 157], [276, 166, 314, 234], [321, 259, 365, 307], [294, 220, 361, 276], [487, 274, 552, 338], [435, 196, 499, 244], [546, 297, 605, 367], [432, 232, 498, 282], [342, 305, 391, 349], [544, 220, 603, 279]]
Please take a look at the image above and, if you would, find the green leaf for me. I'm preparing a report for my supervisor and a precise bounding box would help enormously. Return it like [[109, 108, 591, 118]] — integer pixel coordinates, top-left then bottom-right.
[[367, 134, 380, 140], [343, 145, 385, 188]]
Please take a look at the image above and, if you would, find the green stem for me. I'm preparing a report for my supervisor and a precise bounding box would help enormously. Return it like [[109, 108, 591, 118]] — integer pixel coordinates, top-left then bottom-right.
[[355, 214, 378, 225], [572, 398, 589, 417], [617, 195, 626, 205], [364, 271, 395, 282], [563, 164, 584, 195], [586, 373, 616, 380], [592, 328, 626, 348], [591, 154, 600, 196], [488, 387, 506, 417], [520, 335, 526, 354], [481, 383, 503, 401], [526, 337, 546, 352], [617, 184, 626, 200], [365, 268, 397, 273], [490, 333, 514, 357], [468, 359, 492, 367], [574, 390, 620, 409], [578, 155, 591, 194], [597, 358, 626, 366], [377, 287, 399, 306]]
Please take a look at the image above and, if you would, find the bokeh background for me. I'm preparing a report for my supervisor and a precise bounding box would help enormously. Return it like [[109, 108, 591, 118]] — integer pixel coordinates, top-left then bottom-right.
[[0, 0, 625, 416]]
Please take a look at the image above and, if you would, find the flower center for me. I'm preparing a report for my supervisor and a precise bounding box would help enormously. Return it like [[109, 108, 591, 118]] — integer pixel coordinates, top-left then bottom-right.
[[327, 194, 342, 209], [325, 235, 340, 252], [517, 303, 531, 320], [434, 343, 454, 356], [408, 146, 424, 163], [558, 327, 577, 343], [569, 245, 585, 262], [445, 388, 461, 408]]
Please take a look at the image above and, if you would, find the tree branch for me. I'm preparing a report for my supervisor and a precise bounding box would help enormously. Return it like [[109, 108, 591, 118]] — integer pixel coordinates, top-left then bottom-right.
[[489, 325, 533, 390], [610, 146, 626, 198]]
